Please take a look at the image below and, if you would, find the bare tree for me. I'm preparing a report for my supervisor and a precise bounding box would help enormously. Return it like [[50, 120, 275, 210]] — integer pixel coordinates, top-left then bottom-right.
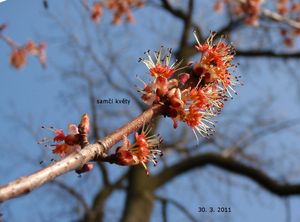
[[1, 1, 300, 222]]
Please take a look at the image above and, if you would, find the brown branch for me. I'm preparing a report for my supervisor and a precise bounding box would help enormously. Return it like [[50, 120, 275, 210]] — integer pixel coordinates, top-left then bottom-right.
[[0, 104, 165, 202], [177, 0, 194, 59], [236, 0, 300, 29], [155, 195, 198, 222], [51, 180, 89, 212], [0, 34, 18, 48], [159, 0, 205, 58], [262, 8, 300, 29], [160, 0, 187, 20], [153, 152, 300, 196], [80, 0, 90, 12], [236, 50, 300, 58], [0, 143, 102, 202], [81, 171, 127, 222]]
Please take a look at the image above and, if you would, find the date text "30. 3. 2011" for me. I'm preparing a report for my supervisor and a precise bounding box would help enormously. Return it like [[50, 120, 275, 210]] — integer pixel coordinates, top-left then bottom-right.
[[198, 207, 231, 213]]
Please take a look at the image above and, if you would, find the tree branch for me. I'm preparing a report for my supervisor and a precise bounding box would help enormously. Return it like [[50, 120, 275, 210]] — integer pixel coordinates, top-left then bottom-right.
[[176, 0, 194, 59], [262, 8, 300, 29], [81, 172, 127, 222], [153, 152, 300, 196], [0, 104, 165, 202], [51, 180, 89, 212], [160, 0, 187, 20], [155, 195, 198, 222], [236, 50, 300, 58]]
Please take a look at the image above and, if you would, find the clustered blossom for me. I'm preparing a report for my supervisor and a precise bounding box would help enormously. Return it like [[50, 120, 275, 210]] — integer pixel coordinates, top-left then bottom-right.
[[110, 125, 162, 175], [138, 32, 240, 141], [214, 0, 300, 47], [91, 2, 103, 23], [276, 0, 300, 47], [88, 0, 144, 24], [214, 0, 262, 26], [38, 114, 93, 174], [0, 24, 47, 69], [10, 41, 47, 69], [38, 124, 81, 157]]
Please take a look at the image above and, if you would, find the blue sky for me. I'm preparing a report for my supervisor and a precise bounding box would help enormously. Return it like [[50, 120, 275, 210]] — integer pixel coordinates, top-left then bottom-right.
[[1, 0, 300, 222]]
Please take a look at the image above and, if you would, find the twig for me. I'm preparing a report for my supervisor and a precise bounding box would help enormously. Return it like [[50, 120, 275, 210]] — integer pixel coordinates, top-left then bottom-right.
[[51, 180, 89, 211], [0, 104, 165, 202], [155, 195, 198, 222]]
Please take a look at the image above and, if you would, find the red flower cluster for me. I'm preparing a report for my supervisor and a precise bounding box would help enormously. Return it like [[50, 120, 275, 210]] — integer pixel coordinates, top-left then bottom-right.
[[214, 0, 262, 26], [0, 24, 47, 69], [214, 0, 300, 46], [12, 40, 47, 69], [91, 2, 103, 23], [276, 0, 300, 47], [138, 32, 240, 141], [89, 0, 144, 24], [39, 114, 90, 157], [113, 125, 162, 175]]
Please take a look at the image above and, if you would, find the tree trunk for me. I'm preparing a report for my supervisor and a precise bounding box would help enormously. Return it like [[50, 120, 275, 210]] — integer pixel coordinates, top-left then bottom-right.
[[120, 166, 155, 222]]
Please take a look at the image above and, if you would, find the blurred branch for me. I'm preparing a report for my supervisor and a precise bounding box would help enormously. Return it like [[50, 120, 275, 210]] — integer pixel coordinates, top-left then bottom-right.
[[98, 163, 110, 187], [51, 180, 89, 212], [84, 44, 145, 110], [80, 0, 90, 11], [236, 0, 300, 29], [177, 0, 194, 58], [81, 171, 127, 222], [155, 195, 198, 222], [222, 118, 300, 157], [0, 104, 165, 202], [161, 199, 167, 222], [153, 152, 300, 196], [160, 0, 188, 20], [42, 0, 48, 9], [262, 9, 300, 30], [236, 50, 300, 58]]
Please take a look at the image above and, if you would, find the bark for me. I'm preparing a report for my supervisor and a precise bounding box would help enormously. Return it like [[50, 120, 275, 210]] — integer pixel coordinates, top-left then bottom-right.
[[120, 166, 155, 222]]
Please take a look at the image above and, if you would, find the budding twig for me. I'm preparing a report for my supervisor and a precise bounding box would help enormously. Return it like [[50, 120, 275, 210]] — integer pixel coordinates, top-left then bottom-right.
[[0, 104, 165, 202]]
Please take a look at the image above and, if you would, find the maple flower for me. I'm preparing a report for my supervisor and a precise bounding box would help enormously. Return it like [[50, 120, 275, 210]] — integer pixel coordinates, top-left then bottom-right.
[[214, 0, 262, 26], [114, 125, 162, 175], [9, 41, 47, 69], [184, 86, 225, 114], [193, 31, 240, 98], [241, 0, 262, 26], [141, 47, 181, 78], [91, 2, 103, 23], [25, 41, 47, 68], [36, 43, 47, 68], [39, 114, 90, 158], [39, 124, 81, 157], [137, 32, 240, 143], [138, 47, 182, 106], [10, 48, 27, 69], [107, 0, 144, 24], [184, 105, 215, 140]]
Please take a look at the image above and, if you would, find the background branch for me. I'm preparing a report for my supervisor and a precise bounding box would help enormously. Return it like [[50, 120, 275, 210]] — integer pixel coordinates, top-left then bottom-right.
[[153, 152, 300, 196]]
